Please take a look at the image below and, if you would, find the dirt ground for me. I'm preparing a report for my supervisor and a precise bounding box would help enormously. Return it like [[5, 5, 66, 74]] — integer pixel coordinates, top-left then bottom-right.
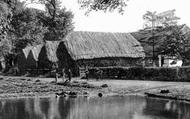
[[1, 75, 190, 101], [0, 76, 101, 99]]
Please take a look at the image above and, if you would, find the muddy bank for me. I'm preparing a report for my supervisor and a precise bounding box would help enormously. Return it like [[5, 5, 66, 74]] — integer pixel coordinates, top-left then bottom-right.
[[1, 76, 190, 101], [144, 85, 190, 102], [0, 77, 103, 99]]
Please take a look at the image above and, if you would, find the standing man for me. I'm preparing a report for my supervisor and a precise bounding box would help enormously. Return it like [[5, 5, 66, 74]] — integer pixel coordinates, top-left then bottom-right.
[[52, 63, 58, 83], [68, 69, 72, 82], [62, 68, 65, 82], [85, 67, 89, 80]]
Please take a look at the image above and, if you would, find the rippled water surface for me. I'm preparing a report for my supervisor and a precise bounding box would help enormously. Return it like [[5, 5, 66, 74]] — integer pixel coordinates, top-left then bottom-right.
[[0, 95, 190, 119]]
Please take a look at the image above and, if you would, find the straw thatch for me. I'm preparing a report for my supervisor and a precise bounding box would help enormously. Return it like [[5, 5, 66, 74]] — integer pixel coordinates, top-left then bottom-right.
[[22, 46, 33, 59], [31, 44, 43, 61], [26, 50, 37, 69], [22, 44, 43, 61], [65, 31, 145, 60], [45, 41, 60, 63], [19, 31, 146, 64], [21, 41, 60, 73], [18, 45, 43, 73], [22, 41, 59, 64], [19, 31, 146, 75]]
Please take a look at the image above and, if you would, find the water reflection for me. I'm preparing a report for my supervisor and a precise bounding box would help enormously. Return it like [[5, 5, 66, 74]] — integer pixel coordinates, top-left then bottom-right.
[[143, 97, 190, 119], [0, 95, 190, 119]]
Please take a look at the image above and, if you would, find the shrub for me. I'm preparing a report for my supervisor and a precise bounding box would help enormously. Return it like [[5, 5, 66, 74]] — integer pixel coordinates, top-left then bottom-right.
[[88, 66, 190, 81]]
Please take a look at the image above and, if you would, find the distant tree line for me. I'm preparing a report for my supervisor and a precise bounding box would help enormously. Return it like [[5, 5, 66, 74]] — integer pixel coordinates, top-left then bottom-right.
[[142, 10, 190, 66]]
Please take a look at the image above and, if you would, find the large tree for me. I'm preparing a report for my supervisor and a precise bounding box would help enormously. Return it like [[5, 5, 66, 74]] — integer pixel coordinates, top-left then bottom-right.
[[0, 0, 74, 72], [10, 3, 47, 51], [158, 25, 190, 65], [143, 10, 180, 29], [0, 1, 13, 55], [142, 10, 181, 66], [29, 0, 74, 41], [0, 1, 44, 71]]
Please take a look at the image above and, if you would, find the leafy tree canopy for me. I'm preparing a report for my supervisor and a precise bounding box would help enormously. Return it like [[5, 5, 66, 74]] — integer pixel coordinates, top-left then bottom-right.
[[28, 0, 74, 41], [158, 25, 190, 62], [10, 7, 47, 50], [143, 9, 180, 29], [78, 0, 128, 15], [0, 0, 14, 56], [141, 10, 190, 65], [0, 0, 74, 70]]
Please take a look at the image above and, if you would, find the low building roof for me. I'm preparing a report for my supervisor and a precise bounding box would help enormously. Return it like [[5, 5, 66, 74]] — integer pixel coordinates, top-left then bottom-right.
[[65, 31, 145, 60], [22, 31, 145, 62]]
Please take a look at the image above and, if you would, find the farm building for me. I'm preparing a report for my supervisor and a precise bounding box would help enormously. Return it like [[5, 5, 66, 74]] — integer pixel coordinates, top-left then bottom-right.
[[16, 31, 145, 76], [65, 31, 145, 67]]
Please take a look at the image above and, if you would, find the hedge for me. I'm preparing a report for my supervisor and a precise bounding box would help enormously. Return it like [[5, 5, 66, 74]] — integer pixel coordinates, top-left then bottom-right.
[[88, 66, 190, 81]]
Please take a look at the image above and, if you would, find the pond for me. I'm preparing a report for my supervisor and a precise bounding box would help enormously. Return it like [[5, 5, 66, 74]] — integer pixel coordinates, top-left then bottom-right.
[[0, 95, 190, 119]]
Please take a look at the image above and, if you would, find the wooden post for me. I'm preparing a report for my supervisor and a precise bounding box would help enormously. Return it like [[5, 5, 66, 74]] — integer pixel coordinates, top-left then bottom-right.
[[158, 55, 162, 67]]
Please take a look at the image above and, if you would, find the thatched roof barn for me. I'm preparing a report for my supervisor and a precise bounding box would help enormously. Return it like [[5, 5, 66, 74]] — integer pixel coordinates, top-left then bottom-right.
[[18, 31, 145, 75], [65, 31, 145, 60], [63, 31, 145, 68]]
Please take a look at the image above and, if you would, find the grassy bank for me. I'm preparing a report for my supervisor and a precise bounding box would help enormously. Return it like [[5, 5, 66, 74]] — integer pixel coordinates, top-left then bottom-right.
[[0, 77, 102, 99], [1, 76, 190, 102]]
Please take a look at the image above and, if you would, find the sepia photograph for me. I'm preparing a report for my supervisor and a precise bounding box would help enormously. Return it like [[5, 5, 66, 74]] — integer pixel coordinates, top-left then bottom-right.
[[0, 0, 190, 119]]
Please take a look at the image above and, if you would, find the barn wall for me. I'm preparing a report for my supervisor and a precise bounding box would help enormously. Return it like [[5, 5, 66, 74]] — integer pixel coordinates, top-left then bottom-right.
[[77, 57, 144, 68]]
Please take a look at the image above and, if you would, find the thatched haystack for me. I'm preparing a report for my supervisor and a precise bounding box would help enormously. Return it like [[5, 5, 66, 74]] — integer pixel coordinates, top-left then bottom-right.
[[18, 45, 43, 74], [38, 46, 52, 73], [26, 51, 37, 70], [16, 51, 27, 74], [37, 41, 60, 74], [20, 41, 60, 74], [23, 47, 32, 59], [31, 45, 43, 61], [16, 46, 33, 74], [26, 45, 43, 69], [57, 41, 78, 76]]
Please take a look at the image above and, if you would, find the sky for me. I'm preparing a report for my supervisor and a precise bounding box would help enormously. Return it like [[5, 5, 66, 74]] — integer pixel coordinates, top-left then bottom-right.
[[28, 0, 190, 33]]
